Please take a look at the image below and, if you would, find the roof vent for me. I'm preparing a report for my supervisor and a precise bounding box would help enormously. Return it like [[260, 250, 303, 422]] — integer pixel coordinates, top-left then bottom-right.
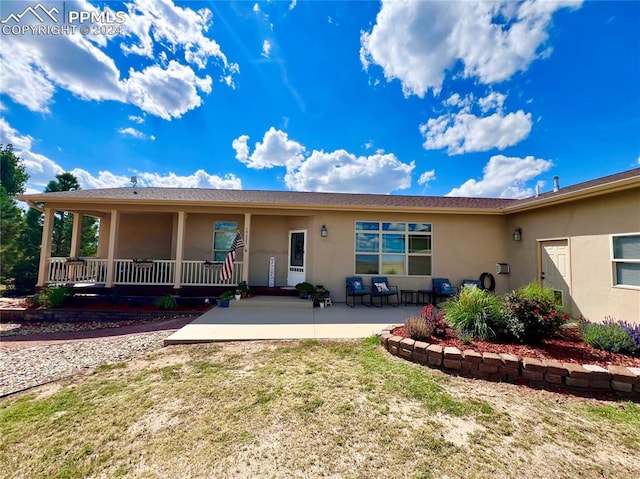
[[553, 175, 560, 192], [131, 176, 137, 187], [535, 183, 541, 197]]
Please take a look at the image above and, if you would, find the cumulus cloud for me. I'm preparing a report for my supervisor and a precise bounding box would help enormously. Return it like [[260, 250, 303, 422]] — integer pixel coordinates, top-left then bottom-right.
[[0, 0, 237, 120], [233, 127, 414, 194], [446, 155, 553, 198], [417, 170, 436, 186], [2, 119, 241, 192], [233, 127, 305, 170], [360, 0, 582, 97], [420, 92, 532, 154], [129, 115, 145, 124]]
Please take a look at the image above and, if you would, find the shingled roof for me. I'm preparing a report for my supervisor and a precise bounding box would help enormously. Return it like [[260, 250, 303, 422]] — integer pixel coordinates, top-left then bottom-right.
[[17, 167, 639, 213]]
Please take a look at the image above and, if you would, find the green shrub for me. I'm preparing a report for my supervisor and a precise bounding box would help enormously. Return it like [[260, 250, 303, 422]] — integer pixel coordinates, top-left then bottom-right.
[[155, 294, 177, 310], [582, 317, 639, 355], [441, 286, 506, 341], [505, 283, 568, 344], [34, 286, 68, 308]]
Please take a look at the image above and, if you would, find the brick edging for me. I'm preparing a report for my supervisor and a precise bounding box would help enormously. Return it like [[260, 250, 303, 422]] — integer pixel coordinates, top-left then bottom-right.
[[1, 309, 200, 323], [378, 325, 640, 397]]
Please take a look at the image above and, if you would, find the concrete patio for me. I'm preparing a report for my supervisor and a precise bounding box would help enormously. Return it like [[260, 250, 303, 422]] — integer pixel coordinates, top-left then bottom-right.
[[164, 296, 423, 344]]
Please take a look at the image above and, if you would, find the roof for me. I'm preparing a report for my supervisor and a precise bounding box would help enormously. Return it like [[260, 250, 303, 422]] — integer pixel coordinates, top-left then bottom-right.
[[16, 167, 640, 215]]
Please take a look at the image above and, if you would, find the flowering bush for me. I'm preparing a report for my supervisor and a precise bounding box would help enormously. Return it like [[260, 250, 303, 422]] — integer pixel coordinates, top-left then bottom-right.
[[505, 283, 569, 344], [403, 304, 447, 341], [582, 317, 639, 356], [421, 304, 447, 338]]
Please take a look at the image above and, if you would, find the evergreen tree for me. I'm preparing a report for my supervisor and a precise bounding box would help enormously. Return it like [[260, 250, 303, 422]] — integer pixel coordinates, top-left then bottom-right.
[[0, 145, 28, 289]]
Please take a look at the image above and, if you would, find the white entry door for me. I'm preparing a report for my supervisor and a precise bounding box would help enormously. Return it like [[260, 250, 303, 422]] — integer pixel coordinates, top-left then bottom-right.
[[287, 230, 306, 286], [540, 239, 571, 309]]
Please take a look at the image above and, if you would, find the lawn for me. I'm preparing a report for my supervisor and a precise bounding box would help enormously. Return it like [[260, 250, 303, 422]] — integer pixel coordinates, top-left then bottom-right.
[[1, 338, 639, 479]]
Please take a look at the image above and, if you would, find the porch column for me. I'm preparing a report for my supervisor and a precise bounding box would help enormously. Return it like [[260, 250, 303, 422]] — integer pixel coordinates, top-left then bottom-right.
[[69, 213, 83, 257], [173, 211, 186, 289], [243, 213, 251, 284], [36, 208, 55, 287], [105, 209, 119, 287]]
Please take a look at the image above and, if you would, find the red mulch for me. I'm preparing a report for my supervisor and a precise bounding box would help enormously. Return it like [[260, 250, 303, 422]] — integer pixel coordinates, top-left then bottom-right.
[[391, 326, 640, 369]]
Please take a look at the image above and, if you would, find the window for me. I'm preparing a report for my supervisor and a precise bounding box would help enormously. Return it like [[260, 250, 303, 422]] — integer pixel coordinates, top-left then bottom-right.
[[355, 221, 432, 275], [612, 233, 640, 288], [213, 221, 238, 261]]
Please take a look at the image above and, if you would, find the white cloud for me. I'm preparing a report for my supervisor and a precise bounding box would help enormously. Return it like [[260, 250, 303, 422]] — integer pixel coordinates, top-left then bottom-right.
[[447, 155, 553, 199], [129, 115, 145, 124], [420, 93, 532, 154], [261, 40, 272, 58], [0, 0, 236, 120], [417, 170, 436, 186], [233, 127, 305, 170], [123, 61, 212, 120], [118, 127, 155, 140], [233, 127, 414, 194], [253, 3, 260, 13], [360, 0, 582, 97], [2, 119, 241, 192], [289, 1, 297, 11]]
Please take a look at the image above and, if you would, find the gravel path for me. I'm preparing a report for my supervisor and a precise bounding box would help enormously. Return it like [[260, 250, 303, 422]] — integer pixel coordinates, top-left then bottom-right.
[[0, 323, 188, 397]]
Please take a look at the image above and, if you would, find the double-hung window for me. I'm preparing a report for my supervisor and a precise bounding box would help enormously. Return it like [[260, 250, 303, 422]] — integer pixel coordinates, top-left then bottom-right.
[[355, 221, 432, 275], [213, 221, 239, 261], [612, 233, 640, 288]]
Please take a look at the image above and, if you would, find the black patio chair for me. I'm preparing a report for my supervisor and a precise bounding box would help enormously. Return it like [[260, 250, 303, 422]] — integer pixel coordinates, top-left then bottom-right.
[[432, 277, 458, 305], [370, 276, 399, 307], [345, 276, 372, 308]]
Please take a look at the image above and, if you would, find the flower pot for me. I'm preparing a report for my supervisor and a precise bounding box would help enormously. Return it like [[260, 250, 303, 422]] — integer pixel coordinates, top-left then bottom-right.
[[218, 300, 230, 308], [234, 294, 241, 301]]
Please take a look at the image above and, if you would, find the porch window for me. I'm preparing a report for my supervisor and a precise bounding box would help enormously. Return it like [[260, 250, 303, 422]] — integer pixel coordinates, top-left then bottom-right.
[[612, 233, 640, 288], [355, 221, 432, 275], [213, 221, 239, 261]]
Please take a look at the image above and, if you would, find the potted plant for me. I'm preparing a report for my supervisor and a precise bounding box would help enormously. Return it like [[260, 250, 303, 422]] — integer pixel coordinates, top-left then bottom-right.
[[295, 281, 314, 299], [218, 290, 234, 307], [238, 281, 250, 298]]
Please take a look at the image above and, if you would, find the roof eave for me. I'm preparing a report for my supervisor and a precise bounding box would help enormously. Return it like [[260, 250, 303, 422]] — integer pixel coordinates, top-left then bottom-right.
[[502, 175, 640, 214]]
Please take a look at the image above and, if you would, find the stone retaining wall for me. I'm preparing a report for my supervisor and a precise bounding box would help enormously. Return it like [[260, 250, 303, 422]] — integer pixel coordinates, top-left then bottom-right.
[[1, 309, 197, 323], [378, 326, 640, 397]]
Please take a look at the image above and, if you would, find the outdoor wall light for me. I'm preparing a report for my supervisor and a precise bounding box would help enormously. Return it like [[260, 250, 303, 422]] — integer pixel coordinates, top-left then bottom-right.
[[512, 227, 522, 242], [321, 224, 328, 237]]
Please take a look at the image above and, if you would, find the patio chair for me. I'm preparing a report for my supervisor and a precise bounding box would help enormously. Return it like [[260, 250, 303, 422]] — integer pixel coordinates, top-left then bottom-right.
[[460, 278, 481, 290], [432, 277, 458, 305], [345, 276, 372, 308], [370, 276, 399, 307]]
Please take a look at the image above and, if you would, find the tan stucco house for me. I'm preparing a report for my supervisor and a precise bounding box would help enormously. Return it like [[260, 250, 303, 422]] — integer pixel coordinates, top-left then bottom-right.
[[18, 167, 640, 324]]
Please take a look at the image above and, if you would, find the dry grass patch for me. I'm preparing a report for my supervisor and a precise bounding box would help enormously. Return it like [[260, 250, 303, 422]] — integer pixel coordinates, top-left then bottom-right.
[[1, 337, 639, 479]]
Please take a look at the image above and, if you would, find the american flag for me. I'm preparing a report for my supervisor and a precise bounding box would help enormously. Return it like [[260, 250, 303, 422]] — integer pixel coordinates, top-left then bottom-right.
[[220, 231, 245, 281]]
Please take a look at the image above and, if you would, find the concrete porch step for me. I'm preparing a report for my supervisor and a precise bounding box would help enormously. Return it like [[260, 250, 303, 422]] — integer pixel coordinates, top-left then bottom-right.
[[226, 295, 313, 309]]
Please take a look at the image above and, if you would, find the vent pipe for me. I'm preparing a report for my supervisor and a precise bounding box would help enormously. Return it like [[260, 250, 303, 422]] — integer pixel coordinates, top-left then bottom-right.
[[553, 175, 560, 192], [535, 183, 541, 197]]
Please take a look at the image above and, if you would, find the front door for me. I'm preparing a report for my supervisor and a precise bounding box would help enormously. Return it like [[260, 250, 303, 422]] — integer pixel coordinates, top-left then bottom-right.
[[539, 239, 571, 310], [287, 230, 306, 286]]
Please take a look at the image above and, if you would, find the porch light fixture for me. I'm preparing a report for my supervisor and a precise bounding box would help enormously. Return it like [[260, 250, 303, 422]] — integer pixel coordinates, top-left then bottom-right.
[[512, 228, 522, 242], [320, 224, 328, 237]]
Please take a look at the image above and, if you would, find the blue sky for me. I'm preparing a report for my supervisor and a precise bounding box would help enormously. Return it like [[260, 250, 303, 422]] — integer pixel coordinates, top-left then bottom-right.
[[1, 0, 639, 198]]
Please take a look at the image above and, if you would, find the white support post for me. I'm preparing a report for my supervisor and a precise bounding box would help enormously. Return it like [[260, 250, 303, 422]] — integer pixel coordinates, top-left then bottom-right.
[[243, 213, 251, 284], [174, 211, 186, 289], [105, 210, 119, 287], [36, 208, 54, 287], [70, 213, 83, 257]]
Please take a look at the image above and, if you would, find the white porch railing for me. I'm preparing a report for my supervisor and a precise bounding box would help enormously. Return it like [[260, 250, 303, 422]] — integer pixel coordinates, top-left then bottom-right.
[[45, 258, 243, 287], [48, 258, 108, 284], [181, 260, 243, 286]]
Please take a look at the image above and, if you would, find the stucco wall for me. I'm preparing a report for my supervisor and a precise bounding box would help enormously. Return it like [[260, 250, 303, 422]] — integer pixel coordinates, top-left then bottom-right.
[[117, 213, 174, 259], [507, 188, 640, 323], [297, 211, 509, 302]]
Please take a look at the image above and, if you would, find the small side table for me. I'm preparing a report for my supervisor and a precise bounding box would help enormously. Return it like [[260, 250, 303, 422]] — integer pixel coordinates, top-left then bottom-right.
[[416, 290, 432, 305], [400, 290, 416, 305]]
